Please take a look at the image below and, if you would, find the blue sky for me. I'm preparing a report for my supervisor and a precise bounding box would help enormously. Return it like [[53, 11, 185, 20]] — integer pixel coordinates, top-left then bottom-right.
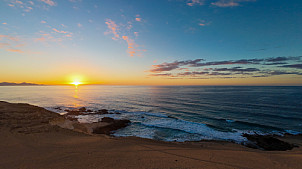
[[1, 0, 302, 85]]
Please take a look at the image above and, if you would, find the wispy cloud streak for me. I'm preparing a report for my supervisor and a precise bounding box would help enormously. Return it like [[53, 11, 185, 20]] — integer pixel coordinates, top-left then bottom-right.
[[105, 19, 120, 40], [187, 0, 204, 6], [40, 0, 56, 6], [211, 0, 256, 7], [104, 19, 146, 57], [148, 56, 302, 79]]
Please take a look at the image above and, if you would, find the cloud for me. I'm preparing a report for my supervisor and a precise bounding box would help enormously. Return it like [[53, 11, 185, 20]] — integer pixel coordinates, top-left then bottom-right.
[[190, 59, 263, 67], [279, 64, 302, 69], [186, 56, 302, 68], [263, 62, 288, 65], [7, 0, 56, 13], [34, 33, 54, 43], [122, 36, 137, 57], [69, 0, 82, 2], [0, 43, 10, 48], [104, 19, 146, 57], [24, 6, 33, 12], [187, 0, 204, 6], [198, 20, 210, 27], [213, 67, 260, 72], [6, 49, 24, 53], [256, 70, 302, 77], [122, 36, 135, 48], [52, 28, 67, 34], [211, 0, 239, 7], [40, 0, 56, 6], [209, 72, 233, 76], [0, 35, 22, 52], [150, 56, 302, 72], [77, 23, 82, 28], [34, 27, 72, 44], [135, 14, 143, 22], [148, 56, 302, 79], [267, 70, 302, 75], [265, 56, 301, 62], [178, 71, 209, 76], [34, 37, 46, 42], [105, 19, 120, 40], [41, 20, 46, 24], [151, 71, 234, 78], [149, 59, 204, 73], [8, 0, 35, 12], [2, 23, 7, 25], [0, 35, 20, 42], [211, 0, 256, 7], [50, 27, 72, 38], [149, 73, 172, 77], [15, 0, 23, 4]]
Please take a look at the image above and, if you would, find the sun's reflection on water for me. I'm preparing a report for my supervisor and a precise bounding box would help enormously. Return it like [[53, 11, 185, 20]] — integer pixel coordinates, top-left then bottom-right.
[[72, 85, 81, 107], [73, 86, 79, 99]]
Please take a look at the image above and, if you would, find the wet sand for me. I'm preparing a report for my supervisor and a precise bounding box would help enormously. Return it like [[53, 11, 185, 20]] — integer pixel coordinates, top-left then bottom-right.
[[0, 101, 301, 169]]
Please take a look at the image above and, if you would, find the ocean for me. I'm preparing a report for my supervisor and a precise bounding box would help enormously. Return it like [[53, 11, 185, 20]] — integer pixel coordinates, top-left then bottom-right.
[[0, 85, 301, 143]]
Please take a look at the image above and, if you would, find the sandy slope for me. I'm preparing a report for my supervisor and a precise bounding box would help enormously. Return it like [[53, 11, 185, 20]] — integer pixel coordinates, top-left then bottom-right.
[[0, 101, 301, 169]]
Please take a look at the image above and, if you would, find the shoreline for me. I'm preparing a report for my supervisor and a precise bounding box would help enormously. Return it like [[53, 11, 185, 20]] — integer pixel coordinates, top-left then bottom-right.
[[0, 101, 302, 168], [45, 101, 302, 151]]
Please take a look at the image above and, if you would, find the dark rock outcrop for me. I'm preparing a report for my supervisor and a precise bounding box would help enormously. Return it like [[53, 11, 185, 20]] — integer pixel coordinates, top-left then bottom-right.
[[101, 117, 115, 123], [79, 107, 86, 112], [95, 109, 109, 115], [92, 117, 130, 135], [65, 107, 92, 116], [65, 110, 84, 116], [243, 134, 297, 151]]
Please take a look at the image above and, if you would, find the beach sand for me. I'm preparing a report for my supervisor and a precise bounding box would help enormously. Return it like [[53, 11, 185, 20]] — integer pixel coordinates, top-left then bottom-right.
[[0, 101, 301, 169]]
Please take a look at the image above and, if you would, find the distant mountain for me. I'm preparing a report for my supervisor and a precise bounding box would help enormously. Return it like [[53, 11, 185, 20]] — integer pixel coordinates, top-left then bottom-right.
[[0, 82, 44, 86]]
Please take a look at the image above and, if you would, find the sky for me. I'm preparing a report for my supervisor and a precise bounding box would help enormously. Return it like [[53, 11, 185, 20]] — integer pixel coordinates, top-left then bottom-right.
[[1, 0, 302, 85]]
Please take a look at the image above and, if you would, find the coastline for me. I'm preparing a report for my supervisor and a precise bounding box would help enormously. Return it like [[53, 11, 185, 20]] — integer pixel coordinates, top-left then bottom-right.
[[0, 101, 302, 169]]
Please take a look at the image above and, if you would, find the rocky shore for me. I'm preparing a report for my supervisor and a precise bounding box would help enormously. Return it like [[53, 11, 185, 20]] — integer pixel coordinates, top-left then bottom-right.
[[1, 101, 300, 151], [51, 106, 131, 135], [0, 101, 131, 136], [242, 133, 300, 151], [1, 101, 302, 169]]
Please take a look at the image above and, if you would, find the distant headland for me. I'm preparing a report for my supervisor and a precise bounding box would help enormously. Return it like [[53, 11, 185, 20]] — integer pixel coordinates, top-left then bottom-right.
[[0, 82, 44, 86]]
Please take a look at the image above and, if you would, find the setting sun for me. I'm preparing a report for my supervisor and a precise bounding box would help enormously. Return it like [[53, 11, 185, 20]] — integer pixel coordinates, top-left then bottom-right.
[[68, 75, 85, 86], [71, 81, 81, 86]]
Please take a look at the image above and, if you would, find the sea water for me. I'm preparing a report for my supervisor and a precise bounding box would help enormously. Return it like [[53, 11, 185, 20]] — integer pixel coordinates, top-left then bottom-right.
[[0, 85, 301, 142]]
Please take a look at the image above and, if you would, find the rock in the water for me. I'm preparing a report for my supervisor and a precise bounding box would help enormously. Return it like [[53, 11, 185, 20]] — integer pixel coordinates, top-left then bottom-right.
[[94, 109, 109, 115], [101, 117, 115, 123], [65, 110, 83, 116], [92, 117, 130, 135], [243, 134, 297, 151], [79, 107, 86, 112]]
